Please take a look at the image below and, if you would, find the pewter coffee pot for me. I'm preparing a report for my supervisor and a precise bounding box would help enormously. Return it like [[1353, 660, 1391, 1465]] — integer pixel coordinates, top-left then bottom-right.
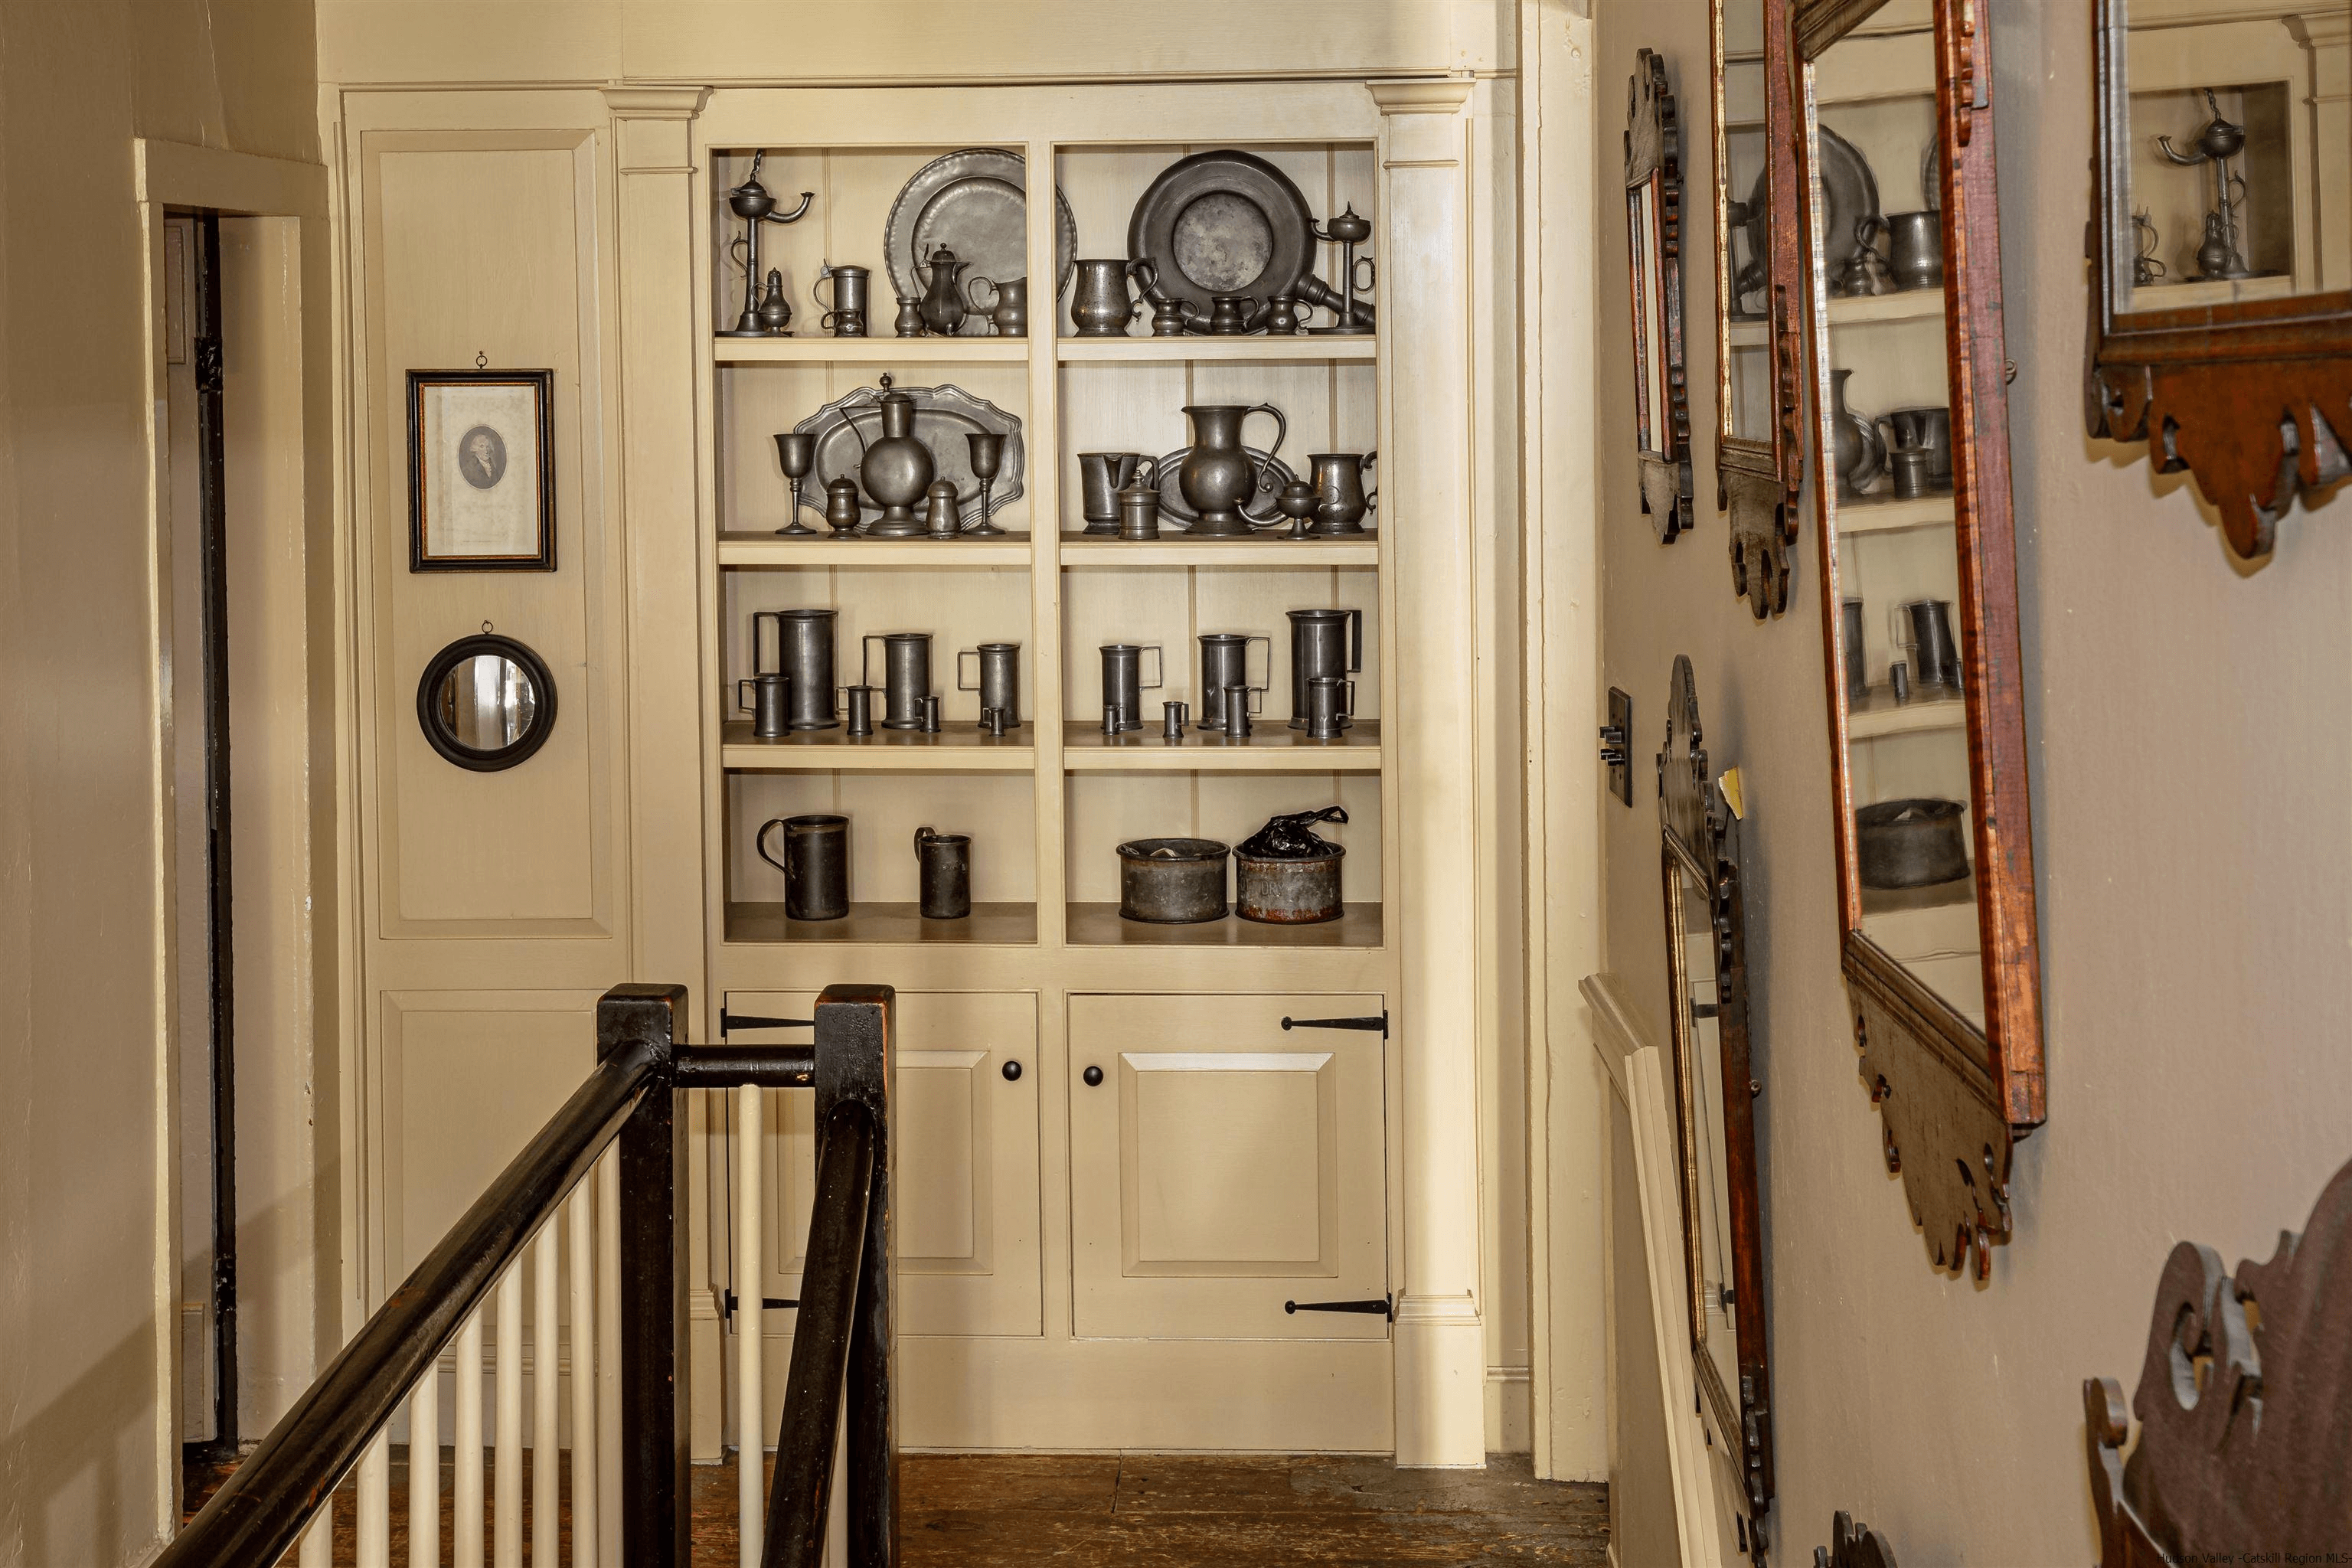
[[916, 245, 971, 336], [862, 632, 934, 730], [1178, 403, 1288, 537], [1286, 607, 1362, 730], [1307, 452, 1377, 535]]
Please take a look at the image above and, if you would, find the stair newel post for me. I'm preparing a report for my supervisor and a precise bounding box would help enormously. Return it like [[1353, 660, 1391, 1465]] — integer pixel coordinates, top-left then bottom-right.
[[603, 984, 691, 1568], [819, 985, 900, 1566]]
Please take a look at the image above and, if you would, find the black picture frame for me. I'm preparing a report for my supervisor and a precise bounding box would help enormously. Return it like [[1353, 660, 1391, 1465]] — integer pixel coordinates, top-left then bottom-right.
[[406, 368, 557, 572], [415, 632, 557, 772]]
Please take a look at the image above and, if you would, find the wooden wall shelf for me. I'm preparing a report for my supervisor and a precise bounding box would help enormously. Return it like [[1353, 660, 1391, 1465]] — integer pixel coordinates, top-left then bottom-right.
[[717, 531, 1032, 567], [1063, 723, 1383, 772], [720, 721, 1037, 771], [714, 336, 1025, 364], [1838, 492, 1956, 534], [1846, 687, 1965, 740], [725, 900, 1039, 946], [1055, 337, 1380, 364], [1058, 536, 1380, 567], [1065, 902, 1384, 949]]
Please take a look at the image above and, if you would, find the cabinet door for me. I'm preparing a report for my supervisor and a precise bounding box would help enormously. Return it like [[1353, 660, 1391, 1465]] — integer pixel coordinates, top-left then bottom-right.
[[728, 991, 1040, 1337], [1067, 993, 1388, 1340]]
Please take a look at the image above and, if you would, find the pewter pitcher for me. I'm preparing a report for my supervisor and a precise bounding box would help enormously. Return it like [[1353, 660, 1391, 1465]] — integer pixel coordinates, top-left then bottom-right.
[[1178, 403, 1288, 538]]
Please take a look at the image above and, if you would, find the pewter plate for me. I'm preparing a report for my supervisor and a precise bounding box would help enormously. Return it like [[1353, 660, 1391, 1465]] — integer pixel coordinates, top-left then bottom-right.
[[1816, 125, 1880, 269], [1127, 149, 1318, 332], [1152, 446, 1296, 529], [792, 383, 1025, 529], [883, 149, 1076, 328]]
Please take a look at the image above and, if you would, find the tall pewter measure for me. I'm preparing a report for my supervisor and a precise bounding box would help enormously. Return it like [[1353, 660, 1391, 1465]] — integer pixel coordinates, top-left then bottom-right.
[[862, 632, 934, 730], [1286, 607, 1362, 730]]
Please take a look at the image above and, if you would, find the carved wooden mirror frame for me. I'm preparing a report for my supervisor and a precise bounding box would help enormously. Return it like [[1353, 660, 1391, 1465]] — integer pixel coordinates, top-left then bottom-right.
[[1792, 0, 2047, 1276], [1658, 656, 1774, 1544], [1712, 0, 1808, 616], [1628, 48, 1696, 544], [2086, 0, 2351, 560]]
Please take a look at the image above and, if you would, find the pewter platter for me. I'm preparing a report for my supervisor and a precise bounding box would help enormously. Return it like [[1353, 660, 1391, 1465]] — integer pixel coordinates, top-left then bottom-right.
[[1815, 125, 1880, 270], [1127, 149, 1319, 333], [792, 382, 1024, 529], [1152, 446, 1296, 529], [883, 149, 1076, 329]]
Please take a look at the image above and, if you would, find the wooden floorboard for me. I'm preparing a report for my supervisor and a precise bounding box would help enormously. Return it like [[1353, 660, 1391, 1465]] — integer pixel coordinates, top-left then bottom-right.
[[188, 1447, 1612, 1565]]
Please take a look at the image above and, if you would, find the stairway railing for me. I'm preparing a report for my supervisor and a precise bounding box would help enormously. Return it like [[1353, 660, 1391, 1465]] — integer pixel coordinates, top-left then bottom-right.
[[158, 982, 897, 1568]]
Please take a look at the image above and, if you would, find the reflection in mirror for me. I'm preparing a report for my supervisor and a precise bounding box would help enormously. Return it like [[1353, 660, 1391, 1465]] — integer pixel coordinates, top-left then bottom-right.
[[2116, 0, 2352, 314], [1674, 858, 1740, 1408], [437, 655, 539, 750], [415, 632, 557, 772], [1808, 11, 1984, 1027], [1721, 0, 1772, 444]]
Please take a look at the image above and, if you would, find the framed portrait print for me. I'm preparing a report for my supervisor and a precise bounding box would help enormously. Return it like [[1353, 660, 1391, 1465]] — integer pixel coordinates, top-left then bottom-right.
[[406, 369, 556, 571]]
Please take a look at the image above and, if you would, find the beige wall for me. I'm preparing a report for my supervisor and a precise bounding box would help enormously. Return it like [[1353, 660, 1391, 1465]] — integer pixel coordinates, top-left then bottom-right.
[[0, 3, 318, 1563], [1590, 0, 2352, 1558]]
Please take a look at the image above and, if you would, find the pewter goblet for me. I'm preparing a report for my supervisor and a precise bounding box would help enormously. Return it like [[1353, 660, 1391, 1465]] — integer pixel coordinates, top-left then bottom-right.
[[1276, 479, 1319, 541], [964, 433, 1008, 537], [773, 432, 818, 536]]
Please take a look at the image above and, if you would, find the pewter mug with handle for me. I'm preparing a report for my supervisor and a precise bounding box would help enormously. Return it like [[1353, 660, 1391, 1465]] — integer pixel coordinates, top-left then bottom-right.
[[1306, 451, 1377, 535]]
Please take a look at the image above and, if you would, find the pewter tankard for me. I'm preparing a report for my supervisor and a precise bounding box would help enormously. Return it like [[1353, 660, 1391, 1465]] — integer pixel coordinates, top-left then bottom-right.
[[1306, 452, 1377, 535], [1070, 259, 1148, 336], [1286, 608, 1362, 730]]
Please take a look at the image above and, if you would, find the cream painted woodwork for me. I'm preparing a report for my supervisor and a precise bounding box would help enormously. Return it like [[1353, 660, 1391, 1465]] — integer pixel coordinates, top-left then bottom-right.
[[724, 991, 1041, 1343], [1065, 993, 1389, 1346]]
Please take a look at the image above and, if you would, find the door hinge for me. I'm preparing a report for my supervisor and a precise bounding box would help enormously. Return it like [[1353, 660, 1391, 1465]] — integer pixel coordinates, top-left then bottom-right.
[[1285, 1294, 1393, 1321], [1601, 686, 1633, 805], [1279, 1011, 1389, 1038], [720, 1005, 813, 1037], [194, 335, 224, 393]]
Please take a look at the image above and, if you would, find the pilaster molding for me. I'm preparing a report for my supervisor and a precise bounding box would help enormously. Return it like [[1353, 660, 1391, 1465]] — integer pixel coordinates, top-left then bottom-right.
[[605, 87, 710, 176], [1367, 78, 1478, 114], [602, 87, 713, 120]]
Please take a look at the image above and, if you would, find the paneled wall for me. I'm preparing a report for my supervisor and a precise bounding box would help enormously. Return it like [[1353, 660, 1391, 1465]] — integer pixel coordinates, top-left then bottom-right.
[[340, 97, 633, 1302]]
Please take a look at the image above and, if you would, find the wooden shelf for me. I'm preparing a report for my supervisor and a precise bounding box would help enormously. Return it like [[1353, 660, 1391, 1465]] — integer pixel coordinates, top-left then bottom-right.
[[1056, 336, 1378, 364], [714, 336, 1025, 364], [718, 530, 1031, 567], [726, 901, 1038, 946], [1827, 290, 1944, 328], [2125, 274, 2299, 311], [1847, 685, 1965, 740], [1838, 492, 1955, 534], [1727, 318, 1769, 348], [721, 720, 1037, 771], [1064, 721, 1383, 772], [1066, 902, 1384, 949], [1058, 534, 1380, 567]]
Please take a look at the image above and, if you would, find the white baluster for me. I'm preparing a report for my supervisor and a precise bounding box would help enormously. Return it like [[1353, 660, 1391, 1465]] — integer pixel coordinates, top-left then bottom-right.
[[410, 1361, 441, 1568], [359, 1425, 392, 1567], [567, 1182, 596, 1565], [495, 1264, 524, 1568], [736, 1083, 765, 1566], [298, 1494, 333, 1566], [596, 1149, 621, 1568], [534, 1227, 559, 1563], [455, 1311, 485, 1568]]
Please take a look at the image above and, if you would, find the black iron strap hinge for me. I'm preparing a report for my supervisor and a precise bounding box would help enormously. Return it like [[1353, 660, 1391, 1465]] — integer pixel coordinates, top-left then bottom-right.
[[1279, 1011, 1390, 1038], [719, 1289, 799, 1321], [720, 1005, 814, 1037], [1285, 1294, 1394, 1321], [194, 335, 224, 393]]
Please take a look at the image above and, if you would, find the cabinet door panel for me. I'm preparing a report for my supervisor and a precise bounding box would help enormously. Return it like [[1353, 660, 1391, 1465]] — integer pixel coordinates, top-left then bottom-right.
[[1069, 993, 1387, 1340], [728, 990, 1040, 1337]]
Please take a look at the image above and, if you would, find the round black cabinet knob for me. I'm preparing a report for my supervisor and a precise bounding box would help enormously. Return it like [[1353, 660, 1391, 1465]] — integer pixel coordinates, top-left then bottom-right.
[[1083, 1065, 1104, 1087], [1001, 1060, 1022, 1082]]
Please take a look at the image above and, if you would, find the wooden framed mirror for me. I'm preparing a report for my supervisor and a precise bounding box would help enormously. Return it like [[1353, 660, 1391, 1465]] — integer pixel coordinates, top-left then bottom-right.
[[2086, 0, 2351, 560], [1658, 656, 1773, 1549], [1792, 0, 2046, 1276], [1713, 0, 1808, 616], [1628, 48, 1696, 544]]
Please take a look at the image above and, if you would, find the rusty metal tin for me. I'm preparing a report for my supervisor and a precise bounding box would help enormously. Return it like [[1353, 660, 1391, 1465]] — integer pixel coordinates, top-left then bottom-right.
[[1116, 837, 1230, 923], [1236, 848, 1344, 923]]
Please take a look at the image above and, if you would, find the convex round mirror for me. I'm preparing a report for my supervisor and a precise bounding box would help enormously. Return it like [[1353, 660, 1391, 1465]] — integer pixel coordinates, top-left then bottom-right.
[[416, 632, 557, 771]]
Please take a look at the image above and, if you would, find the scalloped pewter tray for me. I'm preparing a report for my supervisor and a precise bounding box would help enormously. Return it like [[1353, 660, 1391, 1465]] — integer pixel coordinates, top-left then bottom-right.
[[790, 382, 1025, 530]]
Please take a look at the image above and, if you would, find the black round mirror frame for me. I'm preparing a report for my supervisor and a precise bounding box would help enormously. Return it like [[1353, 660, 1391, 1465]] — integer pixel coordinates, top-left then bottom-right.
[[415, 632, 557, 772]]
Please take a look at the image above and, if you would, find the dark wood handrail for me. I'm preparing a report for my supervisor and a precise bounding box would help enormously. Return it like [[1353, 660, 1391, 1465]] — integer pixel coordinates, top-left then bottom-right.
[[158, 988, 683, 1568]]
